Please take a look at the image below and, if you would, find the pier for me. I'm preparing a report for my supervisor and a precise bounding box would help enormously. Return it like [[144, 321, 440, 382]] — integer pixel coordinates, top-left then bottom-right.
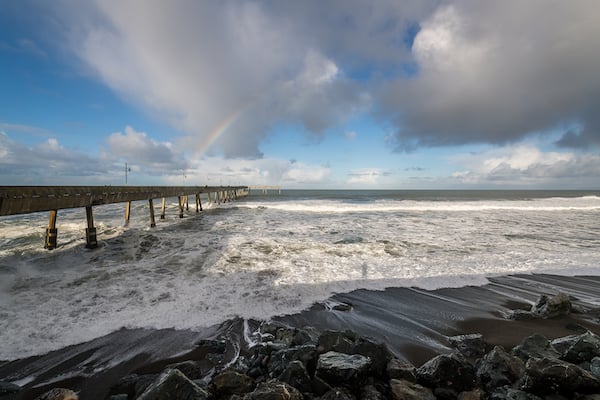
[[249, 185, 281, 195], [0, 185, 248, 250]]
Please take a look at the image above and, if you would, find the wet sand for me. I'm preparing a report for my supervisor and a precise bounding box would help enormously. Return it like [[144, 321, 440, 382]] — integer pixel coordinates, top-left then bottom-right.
[[1, 274, 599, 399]]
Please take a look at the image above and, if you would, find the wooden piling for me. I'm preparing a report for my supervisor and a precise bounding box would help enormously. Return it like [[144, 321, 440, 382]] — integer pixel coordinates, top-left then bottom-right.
[[178, 195, 184, 218], [44, 210, 58, 250], [207, 192, 211, 205], [149, 199, 156, 227], [185, 195, 189, 211], [160, 197, 166, 220], [84, 206, 98, 249], [125, 201, 131, 224]]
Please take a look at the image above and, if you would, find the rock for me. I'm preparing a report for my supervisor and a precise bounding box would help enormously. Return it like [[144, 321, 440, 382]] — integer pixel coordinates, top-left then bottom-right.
[[551, 330, 600, 363], [353, 336, 393, 377], [311, 375, 333, 396], [416, 353, 477, 393], [166, 360, 214, 381], [511, 334, 560, 361], [109, 373, 158, 398], [458, 389, 484, 400], [591, 356, 600, 377], [387, 358, 417, 382], [389, 379, 435, 400], [361, 384, 385, 400], [34, 388, 78, 400], [316, 351, 371, 386], [278, 360, 312, 393], [507, 309, 536, 320], [320, 387, 357, 400], [476, 346, 525, 391], [137, 369, 209, 400], [245, 380, 303, 400], [530, 292, 571, 319], [212, 370, 255, 395], [448, 333, 486, 358], [318, 330, 360, 354], [317, 330, 392, 377], [108, 395, 128, 400], [267, 344, 317, 377], [488, 386, 543, 400], [520, 357, 600, 395], [0, 381, 20, 395]]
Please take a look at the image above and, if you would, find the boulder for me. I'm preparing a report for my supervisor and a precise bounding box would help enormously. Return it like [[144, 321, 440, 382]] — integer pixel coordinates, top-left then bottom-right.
[[317, 330, 392, 376], [360, 384, 385, 400], [245, 380, 303, 400], [387, 358, 416, 382], [520, 357, 600, 395], [476, 346, 525, 391], [34, 388, 78, 400], [511, 334, 560, 361], [277, 360, 312, 393], [389, 379, 435, 400], [488, 386, 543, 400], [316, 351, 371, 386], [137, 369, 209, 400], [449, 334, 486, 358], [416, 353, 477, 393], [165, 360, 214, 381], [320, 387, 357, 400], [530, 292, 571, 319], [212, 370, 255, 395], [109, 373, 158, 398], [318, 330, 360, 354], [590, 356, 600, 377], [458, 389, 484, 400], [267, 344, 317, 377], [551, 330, 600, 363], [0, 382, 20, 395]]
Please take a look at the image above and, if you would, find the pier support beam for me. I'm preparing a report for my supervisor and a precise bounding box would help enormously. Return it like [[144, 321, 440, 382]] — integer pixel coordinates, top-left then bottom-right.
[[149, 199, 156, 227], [207, 192, 211, 205], [125, 201, 131, 224], [85, 206, 98, 249], [185, 195, 189, 211], [196, 194, 202, 212], [178, 195, 184, 218], [44, 210, 58, 250], [160, 197, 166, 220]]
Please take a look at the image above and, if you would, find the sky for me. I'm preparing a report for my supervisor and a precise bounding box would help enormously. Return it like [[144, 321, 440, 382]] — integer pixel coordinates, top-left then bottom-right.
[[1, 0, 599, 189]]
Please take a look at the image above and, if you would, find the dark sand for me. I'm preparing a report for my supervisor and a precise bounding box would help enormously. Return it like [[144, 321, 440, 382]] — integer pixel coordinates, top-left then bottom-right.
[[1, 274, 599, 399]]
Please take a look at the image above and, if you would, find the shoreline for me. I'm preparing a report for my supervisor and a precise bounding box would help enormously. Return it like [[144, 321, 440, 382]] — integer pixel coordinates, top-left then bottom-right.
[[1, 273, 600, 399]]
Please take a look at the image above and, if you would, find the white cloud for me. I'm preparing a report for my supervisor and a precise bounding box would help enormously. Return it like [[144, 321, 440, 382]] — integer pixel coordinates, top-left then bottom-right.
[[105, 126, 186, 170], [451, 145, 600, 187], [348, 168, 389, 185]]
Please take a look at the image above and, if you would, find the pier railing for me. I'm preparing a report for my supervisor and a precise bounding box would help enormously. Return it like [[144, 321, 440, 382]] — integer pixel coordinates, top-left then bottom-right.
[[0, 185, 248, 250]]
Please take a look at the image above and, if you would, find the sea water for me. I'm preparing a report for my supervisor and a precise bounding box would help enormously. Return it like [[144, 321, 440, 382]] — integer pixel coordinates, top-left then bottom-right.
[[1, 190, 599, 360]]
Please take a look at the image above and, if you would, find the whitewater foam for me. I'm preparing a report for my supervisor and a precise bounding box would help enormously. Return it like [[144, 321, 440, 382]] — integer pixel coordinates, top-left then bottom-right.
[[0, 192, 599, 360]]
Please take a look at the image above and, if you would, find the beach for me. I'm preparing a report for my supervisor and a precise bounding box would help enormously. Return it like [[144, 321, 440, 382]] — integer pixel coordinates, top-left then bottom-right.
[[1, 273, 600, 399]]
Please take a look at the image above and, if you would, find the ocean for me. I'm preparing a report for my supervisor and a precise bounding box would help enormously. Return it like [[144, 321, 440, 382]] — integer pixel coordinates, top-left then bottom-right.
[[1, 189, 600, 363]]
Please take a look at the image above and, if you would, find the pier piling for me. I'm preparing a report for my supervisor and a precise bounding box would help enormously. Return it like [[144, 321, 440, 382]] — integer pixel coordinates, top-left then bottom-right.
[[149, 199, 156, 228], [125, 201, 131, 224], [178, 196, 184, 218], [85, 206, 98, 249], [44, 210, 58, 250], [160, 198, 166, 220]]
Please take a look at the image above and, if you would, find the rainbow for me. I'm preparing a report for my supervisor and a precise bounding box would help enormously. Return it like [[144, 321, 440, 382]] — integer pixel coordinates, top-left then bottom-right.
[[194, 108, 245, 159]]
